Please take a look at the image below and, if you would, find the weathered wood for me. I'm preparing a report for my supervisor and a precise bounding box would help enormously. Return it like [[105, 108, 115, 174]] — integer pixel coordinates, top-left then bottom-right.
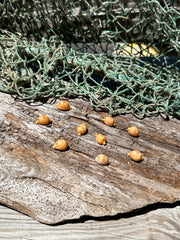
[[0, 92, 180, 224], [0, 204, 180, 240]]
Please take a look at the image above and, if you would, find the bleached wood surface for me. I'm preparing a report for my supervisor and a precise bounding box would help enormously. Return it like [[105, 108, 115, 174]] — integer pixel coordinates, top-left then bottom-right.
[[0, 204, 180, 240], [0, 92, 180, 239], [0, 92, 180, 225]]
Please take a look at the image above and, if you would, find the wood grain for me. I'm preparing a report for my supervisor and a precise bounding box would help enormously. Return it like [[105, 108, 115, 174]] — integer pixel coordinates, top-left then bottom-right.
[[0, 204, 180, 240], [0, 92, 180, 224]]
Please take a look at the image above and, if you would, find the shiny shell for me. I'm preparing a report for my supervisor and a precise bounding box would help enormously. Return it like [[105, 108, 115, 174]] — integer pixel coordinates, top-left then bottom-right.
[[102, 116, 115, 127], [128, 150, 143, 162], [56, 100, 71, 111], [36, 115, 52, 125], [53, 139, 68, 151], [96, 134, 107, 145], [95, 154, 109, 165], [128, 126, 139, 137], [77, 123, 87, 136]]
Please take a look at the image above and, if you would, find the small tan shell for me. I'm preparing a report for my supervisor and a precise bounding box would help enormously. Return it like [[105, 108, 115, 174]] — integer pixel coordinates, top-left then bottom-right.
[[102, 116, 115, 127], [128, 150, 143, 162], [53, 139, 68, 151], [96, 134, 107, 145], [36, 115, 52, 125], [77, 123, 87, 136], [128, 126, 139, 137], [56, 100, 70, 111], [95, 154, 109, 165]]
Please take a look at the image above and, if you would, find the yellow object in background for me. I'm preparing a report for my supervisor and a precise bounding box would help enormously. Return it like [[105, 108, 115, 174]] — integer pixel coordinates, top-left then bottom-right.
[[113, 42, 159, 57]]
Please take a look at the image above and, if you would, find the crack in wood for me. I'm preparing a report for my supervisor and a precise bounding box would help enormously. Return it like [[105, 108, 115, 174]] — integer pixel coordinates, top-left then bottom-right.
[[17, 175, 108, 211]]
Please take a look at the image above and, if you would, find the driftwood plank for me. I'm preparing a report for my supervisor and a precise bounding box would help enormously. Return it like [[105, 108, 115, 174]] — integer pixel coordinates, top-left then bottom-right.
[[0, 92, 180, 224], [0, 204, 180, 240]]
